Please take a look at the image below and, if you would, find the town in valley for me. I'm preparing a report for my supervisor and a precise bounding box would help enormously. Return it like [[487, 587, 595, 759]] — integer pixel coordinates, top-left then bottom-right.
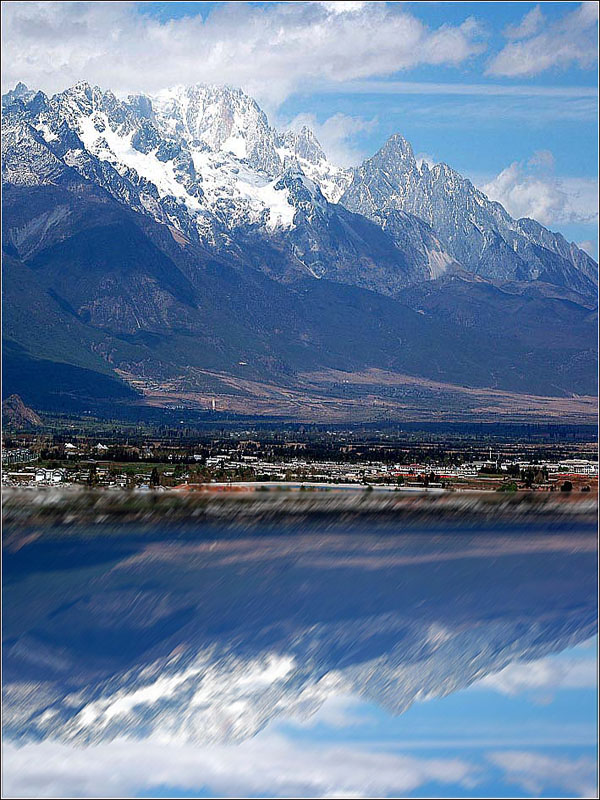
[[3, 416, 597, 494]]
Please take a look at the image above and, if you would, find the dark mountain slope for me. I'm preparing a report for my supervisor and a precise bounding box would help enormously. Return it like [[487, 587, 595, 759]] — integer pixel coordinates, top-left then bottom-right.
[[3, 175, 597, 413], [400, 275, 597, 396]]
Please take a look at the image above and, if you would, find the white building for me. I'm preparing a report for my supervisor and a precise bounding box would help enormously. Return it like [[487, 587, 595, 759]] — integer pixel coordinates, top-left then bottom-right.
[[557, 460, 598, 476], [35, 468, 66, 483]]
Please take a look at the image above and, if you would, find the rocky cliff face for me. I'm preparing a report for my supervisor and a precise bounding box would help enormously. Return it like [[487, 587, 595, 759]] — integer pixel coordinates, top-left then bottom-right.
[[2, 394, 42, 428]]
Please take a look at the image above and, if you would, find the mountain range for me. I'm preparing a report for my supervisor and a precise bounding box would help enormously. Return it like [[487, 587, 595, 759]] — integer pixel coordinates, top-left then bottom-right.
[[2, 81, 597, 422]]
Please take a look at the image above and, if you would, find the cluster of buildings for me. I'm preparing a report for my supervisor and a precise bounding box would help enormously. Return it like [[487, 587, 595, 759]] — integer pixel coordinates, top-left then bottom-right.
[[1, 447, 39, 466], [194, 453, 598, 484], [3, 466, 67, 485], [2, 447, 597, 490]]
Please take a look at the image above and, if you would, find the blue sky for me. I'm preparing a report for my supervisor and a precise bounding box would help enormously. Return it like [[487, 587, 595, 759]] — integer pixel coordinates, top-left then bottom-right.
[[2, 1, 598, 252]]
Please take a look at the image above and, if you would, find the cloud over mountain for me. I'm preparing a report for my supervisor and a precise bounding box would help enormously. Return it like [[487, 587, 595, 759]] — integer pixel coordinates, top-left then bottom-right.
[[482, 151, 598, 227], [1, 2, 485, 107]]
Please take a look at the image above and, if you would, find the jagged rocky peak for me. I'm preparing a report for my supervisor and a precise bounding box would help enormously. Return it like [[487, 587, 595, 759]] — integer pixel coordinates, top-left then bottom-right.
[[378, 132, 416, 163], [2, 83, 47, 115], [340, 128, 598, 298], [279, 125, 326, 164], [12, 81, 30, 98], [52, 81, 135, 128], [277, 125, 352, 203], [150, 84, 282, 174], [2, 81, 33, 106], [2, 82, 29, 104], [58, 80, 103, 115]]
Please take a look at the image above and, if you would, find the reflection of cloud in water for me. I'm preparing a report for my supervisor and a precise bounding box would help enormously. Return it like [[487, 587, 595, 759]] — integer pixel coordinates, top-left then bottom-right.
[[475, 651, 597, 695], [488, 751, 597, 799], [3, 526, 597, 744], [2, 733, 482, 799]]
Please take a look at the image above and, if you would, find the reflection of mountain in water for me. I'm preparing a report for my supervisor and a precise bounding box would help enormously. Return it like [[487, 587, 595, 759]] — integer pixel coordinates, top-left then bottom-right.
[[3, 524, 597, 743]]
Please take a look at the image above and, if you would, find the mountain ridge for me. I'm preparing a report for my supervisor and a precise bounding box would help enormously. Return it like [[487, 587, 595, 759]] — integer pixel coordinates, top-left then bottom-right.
[[3, 80, 596, 297], [2, 81, 597, 419]]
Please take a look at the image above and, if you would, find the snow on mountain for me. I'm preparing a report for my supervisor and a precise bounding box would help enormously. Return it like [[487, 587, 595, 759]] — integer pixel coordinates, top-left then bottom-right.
[[152, 84, 280, 173], [2, 82, 351, 241], [2, 81, 596, 301], [276, 126, 352, 203]]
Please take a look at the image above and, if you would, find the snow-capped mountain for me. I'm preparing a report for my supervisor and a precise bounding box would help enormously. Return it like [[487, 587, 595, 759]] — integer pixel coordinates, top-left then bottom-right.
[[2, 82, 351, 242], [4, 80, 594, 300], [2, 82, 459, 293], [2, 81, 597, 416]]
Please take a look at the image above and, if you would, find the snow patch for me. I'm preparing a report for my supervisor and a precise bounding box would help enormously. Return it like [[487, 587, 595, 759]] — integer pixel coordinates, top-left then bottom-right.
[[251, 179, 296, 230], [222, 134, 247, 159], [78, 113, 201, 211], [34, 123, 58, 142]]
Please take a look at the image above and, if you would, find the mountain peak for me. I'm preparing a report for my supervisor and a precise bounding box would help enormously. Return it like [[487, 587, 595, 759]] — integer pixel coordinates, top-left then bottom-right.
[[340, 129, 597, 298], [380, 133, 415, 161], [282, 125, 326, 164], [2, 82, 35, 109], [67, 81, 99, 99], [13, 81, 30, 97], [150, 83, 279, 171]]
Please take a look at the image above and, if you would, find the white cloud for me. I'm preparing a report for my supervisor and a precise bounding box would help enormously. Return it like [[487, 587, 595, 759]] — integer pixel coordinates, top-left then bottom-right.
[[474, 654, 597, 695], [283, 112, 377, 166], [504, 5, 545, 40], [578, 240, 597, 257], [319, 2, 367, 14], [2, 733, 479, 799], [488, 1, 599, 77], [0, 2, 485, 108], [488, 751, 597, 798], [481, 152, 598, 227], [415, 152, 438, 169]]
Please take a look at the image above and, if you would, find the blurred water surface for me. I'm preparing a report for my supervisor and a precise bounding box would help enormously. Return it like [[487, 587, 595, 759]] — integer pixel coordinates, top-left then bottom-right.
[[2, 517, 597, 798]]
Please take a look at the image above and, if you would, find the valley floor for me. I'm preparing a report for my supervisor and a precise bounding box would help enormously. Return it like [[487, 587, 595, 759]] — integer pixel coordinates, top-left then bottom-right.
[[115, 366, 598, 425]]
